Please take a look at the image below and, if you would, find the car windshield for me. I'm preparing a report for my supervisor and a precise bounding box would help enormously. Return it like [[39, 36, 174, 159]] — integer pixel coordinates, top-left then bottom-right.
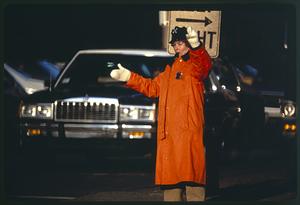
[[55, 53, 172, 90]]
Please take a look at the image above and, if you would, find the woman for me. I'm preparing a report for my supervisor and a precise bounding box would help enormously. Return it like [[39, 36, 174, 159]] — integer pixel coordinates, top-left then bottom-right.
[[110, 26, 212, 201]]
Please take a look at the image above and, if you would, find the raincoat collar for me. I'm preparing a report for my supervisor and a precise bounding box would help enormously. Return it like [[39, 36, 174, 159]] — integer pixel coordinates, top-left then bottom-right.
[[168, 51, 190, 67], [174, 51, 190, 62]]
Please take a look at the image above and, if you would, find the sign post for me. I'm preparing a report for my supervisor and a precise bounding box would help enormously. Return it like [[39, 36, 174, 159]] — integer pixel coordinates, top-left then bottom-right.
[[167, 10, 221, 58]]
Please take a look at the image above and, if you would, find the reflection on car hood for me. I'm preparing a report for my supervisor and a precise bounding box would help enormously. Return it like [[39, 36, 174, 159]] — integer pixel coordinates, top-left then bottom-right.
[[4, 63, 46, 95], [37, 60, 60, 79], [22, 83, 155, 105]]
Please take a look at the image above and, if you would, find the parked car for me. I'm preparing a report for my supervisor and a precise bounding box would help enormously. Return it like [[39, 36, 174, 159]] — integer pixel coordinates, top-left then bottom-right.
[[257, 88, 295, 147], [215, 58, 284, 151], [16, 49, 241, 162], [259, 90, 288, 145], [4, 63, 47, 95]]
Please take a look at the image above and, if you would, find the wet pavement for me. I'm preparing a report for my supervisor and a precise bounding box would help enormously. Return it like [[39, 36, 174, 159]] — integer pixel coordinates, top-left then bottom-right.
[[4, 147, 297, 202]]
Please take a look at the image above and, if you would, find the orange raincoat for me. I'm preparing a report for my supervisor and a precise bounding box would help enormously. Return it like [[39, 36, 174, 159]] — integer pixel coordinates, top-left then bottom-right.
[[126, 47, 212, 185]]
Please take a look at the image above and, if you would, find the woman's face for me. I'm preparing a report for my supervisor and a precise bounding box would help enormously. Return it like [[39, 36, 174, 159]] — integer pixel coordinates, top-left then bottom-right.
[[172, 41, 190, 57]]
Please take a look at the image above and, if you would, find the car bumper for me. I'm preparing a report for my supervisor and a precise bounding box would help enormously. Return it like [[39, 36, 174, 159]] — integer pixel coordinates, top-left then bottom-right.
[[19, 121, 156, 157], [265, 117, 296, 141], [281, 118, 296, 139]]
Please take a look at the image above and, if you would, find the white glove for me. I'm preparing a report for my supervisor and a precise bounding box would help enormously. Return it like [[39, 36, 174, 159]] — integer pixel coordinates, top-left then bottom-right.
[[186, 26, 200, 48], [110, 63, 131, 82]]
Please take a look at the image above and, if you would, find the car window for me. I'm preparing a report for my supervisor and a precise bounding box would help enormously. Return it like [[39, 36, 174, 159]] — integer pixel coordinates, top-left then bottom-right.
[[212, 58, 238, 89], [205, 70, 221, 93], [56, 54, 172, 90]]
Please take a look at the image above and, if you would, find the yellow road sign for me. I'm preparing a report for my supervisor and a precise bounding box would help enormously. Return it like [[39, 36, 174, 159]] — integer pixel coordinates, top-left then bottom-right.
[[168, 10, 221, 58]]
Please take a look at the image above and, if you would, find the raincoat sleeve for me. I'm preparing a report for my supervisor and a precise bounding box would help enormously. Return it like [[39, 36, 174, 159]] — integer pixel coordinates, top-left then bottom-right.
[[125, 71, 163, 98], [189, 46, 212, 80]]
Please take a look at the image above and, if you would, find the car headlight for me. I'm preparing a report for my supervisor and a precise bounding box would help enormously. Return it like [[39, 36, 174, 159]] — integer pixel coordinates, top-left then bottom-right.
[[120, 104, 156, 122], [281, 100, 296, 118], [20, 103, 53, 119]]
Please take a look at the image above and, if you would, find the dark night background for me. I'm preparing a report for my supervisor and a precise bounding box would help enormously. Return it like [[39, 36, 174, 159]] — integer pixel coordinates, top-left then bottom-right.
[[3, 4, 296, 99], [1, 3, 298, 203]]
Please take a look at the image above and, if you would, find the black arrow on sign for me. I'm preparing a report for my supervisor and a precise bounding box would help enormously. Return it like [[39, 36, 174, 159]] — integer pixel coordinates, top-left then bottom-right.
[[176, 17, 212, 27]]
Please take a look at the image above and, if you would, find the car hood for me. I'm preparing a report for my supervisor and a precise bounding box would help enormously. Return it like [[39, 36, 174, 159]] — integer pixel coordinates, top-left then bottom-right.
[[21, 83, 156, 105]]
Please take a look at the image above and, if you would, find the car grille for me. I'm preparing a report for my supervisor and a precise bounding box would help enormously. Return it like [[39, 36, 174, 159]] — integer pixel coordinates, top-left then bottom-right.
[[54, 98, 118, 123]]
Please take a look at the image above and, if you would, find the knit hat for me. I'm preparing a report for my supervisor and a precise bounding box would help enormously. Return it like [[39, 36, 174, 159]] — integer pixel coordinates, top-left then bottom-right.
[[169, 26, 188, 44]]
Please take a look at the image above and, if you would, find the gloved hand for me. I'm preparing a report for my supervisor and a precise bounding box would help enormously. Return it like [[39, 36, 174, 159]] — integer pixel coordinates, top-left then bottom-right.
[[186, 26, 200, 48], [110, 63, 131, 82]]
